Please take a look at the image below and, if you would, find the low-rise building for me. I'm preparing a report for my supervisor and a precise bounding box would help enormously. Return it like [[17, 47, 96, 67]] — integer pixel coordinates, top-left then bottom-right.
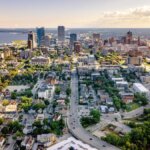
[[47, 137, 97, 150], [126, 56, 142, 66], [31, 56, 50, 66], [37, 134, 56, 144], [5, 101, 17, 113], [116, 81, 128, 91], [140, 76, 150, 84], [0, 136, 5, 148], [38, 88, 49, 99], [120, 92, 134, 104], [21, 136, 35, 150], [133, 83, 150, 97], [100, 105, 108, 113], [36, 114, 45, 121]]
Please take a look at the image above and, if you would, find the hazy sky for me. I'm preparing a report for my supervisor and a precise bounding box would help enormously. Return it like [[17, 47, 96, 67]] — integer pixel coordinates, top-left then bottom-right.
[[0, 0, 150, 28]]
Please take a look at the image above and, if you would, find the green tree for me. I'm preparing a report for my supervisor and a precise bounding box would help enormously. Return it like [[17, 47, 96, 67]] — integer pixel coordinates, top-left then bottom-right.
[[90, 109, 101, 123], [11, 92, 17, 99], [55, 86, 61, 95], [0, 118, 4, 125], [33, 103, 46, 111], [2, 99, 9, 106], [1, 126, 9, 135], [65, 98, 70, 105], [66, 88, 71, 96], [33, 120, 42, 128], [102, 133, 121, 146], [113, 97, 121, 111]]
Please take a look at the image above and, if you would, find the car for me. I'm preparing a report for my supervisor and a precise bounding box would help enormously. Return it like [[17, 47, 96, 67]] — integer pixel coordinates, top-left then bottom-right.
[[89, 138, 93, 140], [103, 145, 106, 147]]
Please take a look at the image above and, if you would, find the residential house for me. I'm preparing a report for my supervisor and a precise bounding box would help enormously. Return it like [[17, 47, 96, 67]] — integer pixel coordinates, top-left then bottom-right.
[[21, 136, 35, 150], [120, 92, 134, 104]]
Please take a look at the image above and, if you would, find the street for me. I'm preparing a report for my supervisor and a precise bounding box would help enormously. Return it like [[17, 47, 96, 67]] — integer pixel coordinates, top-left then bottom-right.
[[67, 69, 120, 150]]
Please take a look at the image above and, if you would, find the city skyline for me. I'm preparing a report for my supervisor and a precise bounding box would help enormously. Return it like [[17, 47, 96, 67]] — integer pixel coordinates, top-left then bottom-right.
[[0, 0, 150, 28]]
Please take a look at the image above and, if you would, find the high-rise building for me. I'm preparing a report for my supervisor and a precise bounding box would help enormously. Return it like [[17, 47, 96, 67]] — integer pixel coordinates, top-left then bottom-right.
[[93, 33, 100, 43], [74, 41, 81, 53], [27, 31, 37, 49], [58, 26, 65, 42], [126, 31, 133, 44], [37, 27, 45, 46], [41, 35, 51, 47], [70, 33, 77, 46]]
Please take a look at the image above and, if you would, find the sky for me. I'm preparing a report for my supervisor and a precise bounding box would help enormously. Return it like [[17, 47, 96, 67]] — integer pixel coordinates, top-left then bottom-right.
[[0, 0, 150, 28]]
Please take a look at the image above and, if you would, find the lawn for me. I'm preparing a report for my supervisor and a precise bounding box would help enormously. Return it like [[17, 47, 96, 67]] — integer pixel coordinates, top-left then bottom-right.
[[125, 103, 140, 112]]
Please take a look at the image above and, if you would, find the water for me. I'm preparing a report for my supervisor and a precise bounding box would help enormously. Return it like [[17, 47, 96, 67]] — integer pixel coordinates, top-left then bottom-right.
[[0, 28, 150, 44], [0, 32, 27, 44]]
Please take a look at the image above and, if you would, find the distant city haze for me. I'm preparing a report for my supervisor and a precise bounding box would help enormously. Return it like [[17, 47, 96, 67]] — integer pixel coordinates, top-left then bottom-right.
[[0, 0, 150, 28], [1, 28, 150, 44]]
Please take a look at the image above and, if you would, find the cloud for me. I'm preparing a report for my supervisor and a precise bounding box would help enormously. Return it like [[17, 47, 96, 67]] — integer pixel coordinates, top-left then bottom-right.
[[90, 6, 150, 28]]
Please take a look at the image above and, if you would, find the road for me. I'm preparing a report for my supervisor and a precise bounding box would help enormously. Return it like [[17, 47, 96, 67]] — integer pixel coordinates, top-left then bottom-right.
[[67, 69, 119, 150], [32, 79, 44, 97], [5, 135, 15, 150], [122, 104, 150, 119], [86, 113, 131, 134]]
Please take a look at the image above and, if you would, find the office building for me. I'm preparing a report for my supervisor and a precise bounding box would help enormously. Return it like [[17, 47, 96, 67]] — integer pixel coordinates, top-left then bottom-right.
[[93, 33, 100, 44], [37, 27, 45, 46], [41, 35, 51, 47], [126, 31, 133, 44], [74, 41, 81, 53], [70, 33, 77, 46], [58, 26, 65, 42], [27, 31, 37, 49]]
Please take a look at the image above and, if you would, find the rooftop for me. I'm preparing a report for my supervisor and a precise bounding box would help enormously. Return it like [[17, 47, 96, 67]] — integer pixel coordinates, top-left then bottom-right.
[[47, 137, 97, 150], [133, 83, 149, 92]]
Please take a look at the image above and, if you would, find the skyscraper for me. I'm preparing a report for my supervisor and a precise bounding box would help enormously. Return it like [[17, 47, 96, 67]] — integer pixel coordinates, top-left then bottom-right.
[[126, 31, 133, 44], [74, 41, 81, 53], [93, 33, 100, 44], [27, 31, 37, 49], [58, 26, 65, 42], [70, 33, 77, 46], [37, 27, 45, 46]]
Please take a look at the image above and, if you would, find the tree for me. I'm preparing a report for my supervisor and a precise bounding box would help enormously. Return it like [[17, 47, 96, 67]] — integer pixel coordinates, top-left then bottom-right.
[[21, 96, 32, 104], [90, 109, 101, 123], [55, 86, 61, 95], [0, 118, 4, 125], [11, 92, 17, 99], [8, 121, 23, 133], [102, 133, 121, 146], [33, 103, 46, 111], [134, 93, 148, 106], [33, 120, 42, 128], [1, 126, 9, 135], [81, 109, 101, 128], [15, 131, 23, 138], [65, 98, 70, 105], [66, 88, 71, 96], [2, 99, 9, 106], [21, 96, 32, 112], [43, 118, 49, 126], [113, 97, 121, 111], [44, 100, 50, 105]]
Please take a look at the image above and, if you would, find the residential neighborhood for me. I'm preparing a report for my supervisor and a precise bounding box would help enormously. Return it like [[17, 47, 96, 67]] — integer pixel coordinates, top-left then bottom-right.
[[0, 26, 150, 150]]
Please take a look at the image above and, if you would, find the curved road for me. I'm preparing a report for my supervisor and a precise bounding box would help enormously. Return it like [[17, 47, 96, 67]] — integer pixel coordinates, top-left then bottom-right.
[[67, 69, 119, 150]]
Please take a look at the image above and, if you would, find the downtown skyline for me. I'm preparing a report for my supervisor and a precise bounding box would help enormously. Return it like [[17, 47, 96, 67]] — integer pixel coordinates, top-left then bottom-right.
[[0, 0, 150, 28]]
